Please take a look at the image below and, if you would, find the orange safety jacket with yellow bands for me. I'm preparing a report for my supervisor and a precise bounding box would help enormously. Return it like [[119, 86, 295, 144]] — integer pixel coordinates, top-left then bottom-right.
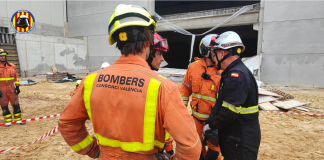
[[180, 57, 222, 121], [0, 62, 20, 87], [58, 54, 201, 159]]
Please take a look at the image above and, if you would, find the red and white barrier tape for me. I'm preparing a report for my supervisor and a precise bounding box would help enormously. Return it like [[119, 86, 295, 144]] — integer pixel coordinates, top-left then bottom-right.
[[0, 125, 58, 153], [20, 65, 100, 80], [260, 111, 324, 116], [0, 114, 60, 127]]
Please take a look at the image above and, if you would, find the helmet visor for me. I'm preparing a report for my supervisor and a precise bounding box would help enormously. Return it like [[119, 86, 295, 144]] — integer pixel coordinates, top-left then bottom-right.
[[155, 39, 169, 52]]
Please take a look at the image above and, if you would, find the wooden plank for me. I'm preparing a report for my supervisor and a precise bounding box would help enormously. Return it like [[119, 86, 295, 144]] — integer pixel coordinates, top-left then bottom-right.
[[273, 100, 311, 109], [259, 90, 282, 98], [52, 66, 58, 73], [258, 95, 277, 103], [259, 102, 279, 111]]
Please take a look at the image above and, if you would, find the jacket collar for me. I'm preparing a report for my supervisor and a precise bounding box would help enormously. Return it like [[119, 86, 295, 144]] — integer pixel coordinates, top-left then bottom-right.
[[222, 58, 241, 75], [113, 54, 151, 69]]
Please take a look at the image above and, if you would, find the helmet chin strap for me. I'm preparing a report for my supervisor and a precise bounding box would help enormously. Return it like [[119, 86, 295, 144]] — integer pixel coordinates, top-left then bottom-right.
[[215, 49, 232, 70], [207, 51, 215, 66]]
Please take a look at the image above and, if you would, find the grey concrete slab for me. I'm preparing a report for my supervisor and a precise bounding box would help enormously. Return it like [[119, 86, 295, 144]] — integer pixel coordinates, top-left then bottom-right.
[[16, 40, 27, 73], [261, 54, 324, 87], [6, 1, 31, 19], [26, 41, 42, 70], [88, 35, 120, 57], [31, 1, 52, 25], [51, 0, 64, 27], [0, 1, 8, 18], [29, 23, 65, 37], [262, 18, 324, 55], [261, 54, 291, 85], [41, 42, 55, 69], [54, 43, 68, 71], [68, 12, 112, 37], [89, 55, 120, 72], [264, 1, 324, 23], [156, 12, 259, 32], [67, 1, 151, 17]]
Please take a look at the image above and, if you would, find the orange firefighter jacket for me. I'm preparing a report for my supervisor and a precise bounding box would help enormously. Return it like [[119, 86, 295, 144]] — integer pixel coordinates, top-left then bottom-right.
[[0, 62, 20, 87], [58, 54, 201, 159], [180, 57, 222, 121]]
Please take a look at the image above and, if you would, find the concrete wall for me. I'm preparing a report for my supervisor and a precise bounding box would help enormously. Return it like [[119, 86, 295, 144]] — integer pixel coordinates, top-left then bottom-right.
[[0, 0, 91, 76], [260, 1, 324, 87], [0, 1, 65, 36], [67, 0, 154, 71], [16, 34, 88, 76]]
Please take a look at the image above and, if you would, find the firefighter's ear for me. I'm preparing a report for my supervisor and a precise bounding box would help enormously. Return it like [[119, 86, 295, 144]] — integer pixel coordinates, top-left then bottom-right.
[[144, 41, 150, 48]]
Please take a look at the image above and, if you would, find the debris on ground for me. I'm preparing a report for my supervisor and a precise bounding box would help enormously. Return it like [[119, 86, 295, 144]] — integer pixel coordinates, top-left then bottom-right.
[[257, 87, 321, 113]]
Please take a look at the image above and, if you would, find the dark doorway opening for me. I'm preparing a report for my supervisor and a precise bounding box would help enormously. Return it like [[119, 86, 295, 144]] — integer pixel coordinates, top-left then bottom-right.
[[158, 25, 258, 69]]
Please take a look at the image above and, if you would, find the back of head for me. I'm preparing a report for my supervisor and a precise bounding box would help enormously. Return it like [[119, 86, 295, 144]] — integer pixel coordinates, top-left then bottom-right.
[[108, 4, 156, 56]]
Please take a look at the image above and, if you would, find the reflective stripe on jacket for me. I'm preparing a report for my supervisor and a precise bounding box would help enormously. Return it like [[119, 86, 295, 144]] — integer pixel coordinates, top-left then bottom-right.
[[58, 54, 201, 159], [0, 62, 20, 87], [180, 57, 222, 121]]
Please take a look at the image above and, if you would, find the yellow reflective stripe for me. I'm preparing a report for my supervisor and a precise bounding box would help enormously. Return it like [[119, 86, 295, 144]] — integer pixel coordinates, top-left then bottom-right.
[[181, 96, 189, 101], [0, 77, 14, 81], [95, 78, 162, 152], [4, 119, 12, 122], [3, 114, 11, 118], [1, 52, 7, 55], [222, 101, 242, 113], [192, 110, 209, 119], [83, 73, 98, 122], [240, 105, 259, 114], [96, 133, 165, 152], [15, 81, 20, 84], [14, 113, 21, 116], [70, 134, 94, 152], [165, 132, 170, 141], [211, 85, 215, 91], [183, 101, 188, 105], [192, 93, 216, 102], [14, 118, 22, 121], [143, 78, 160, 145]]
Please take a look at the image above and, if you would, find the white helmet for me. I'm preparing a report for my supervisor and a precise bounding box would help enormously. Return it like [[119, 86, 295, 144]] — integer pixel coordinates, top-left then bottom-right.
[[199, 34, 219, 57], [101, 62, 110, 69], [213, 31, 245, 70], [214, 31, 245, 53]]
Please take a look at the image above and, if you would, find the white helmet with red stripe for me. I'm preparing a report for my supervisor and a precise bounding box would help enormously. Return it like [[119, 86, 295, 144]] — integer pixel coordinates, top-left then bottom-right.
[[199, 34, 219, 58]]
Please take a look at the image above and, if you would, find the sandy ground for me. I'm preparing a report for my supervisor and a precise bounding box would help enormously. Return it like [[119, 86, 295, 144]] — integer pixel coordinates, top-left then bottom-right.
[[0, 79, 323, 159]]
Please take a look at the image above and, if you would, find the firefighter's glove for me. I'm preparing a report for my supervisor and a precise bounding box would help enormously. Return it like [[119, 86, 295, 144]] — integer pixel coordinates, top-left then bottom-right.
[[15, 86, 20, 95], [204, 129, 219, 146], [93, 149, 100, 159], [202, 124, 211, 140]]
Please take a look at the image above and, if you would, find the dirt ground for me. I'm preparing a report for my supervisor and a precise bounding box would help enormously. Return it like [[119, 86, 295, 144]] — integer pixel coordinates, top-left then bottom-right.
[[0, 78, 324, 159]]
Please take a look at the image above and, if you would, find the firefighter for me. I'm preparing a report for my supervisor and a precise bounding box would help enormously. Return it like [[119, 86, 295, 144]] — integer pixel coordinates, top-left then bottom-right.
[[58, 4, 201, 159], [180, 34, 223, 160], [0, 48, 25, 125], [147, 33, 174, 156], [205, 31, 261, 160]]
